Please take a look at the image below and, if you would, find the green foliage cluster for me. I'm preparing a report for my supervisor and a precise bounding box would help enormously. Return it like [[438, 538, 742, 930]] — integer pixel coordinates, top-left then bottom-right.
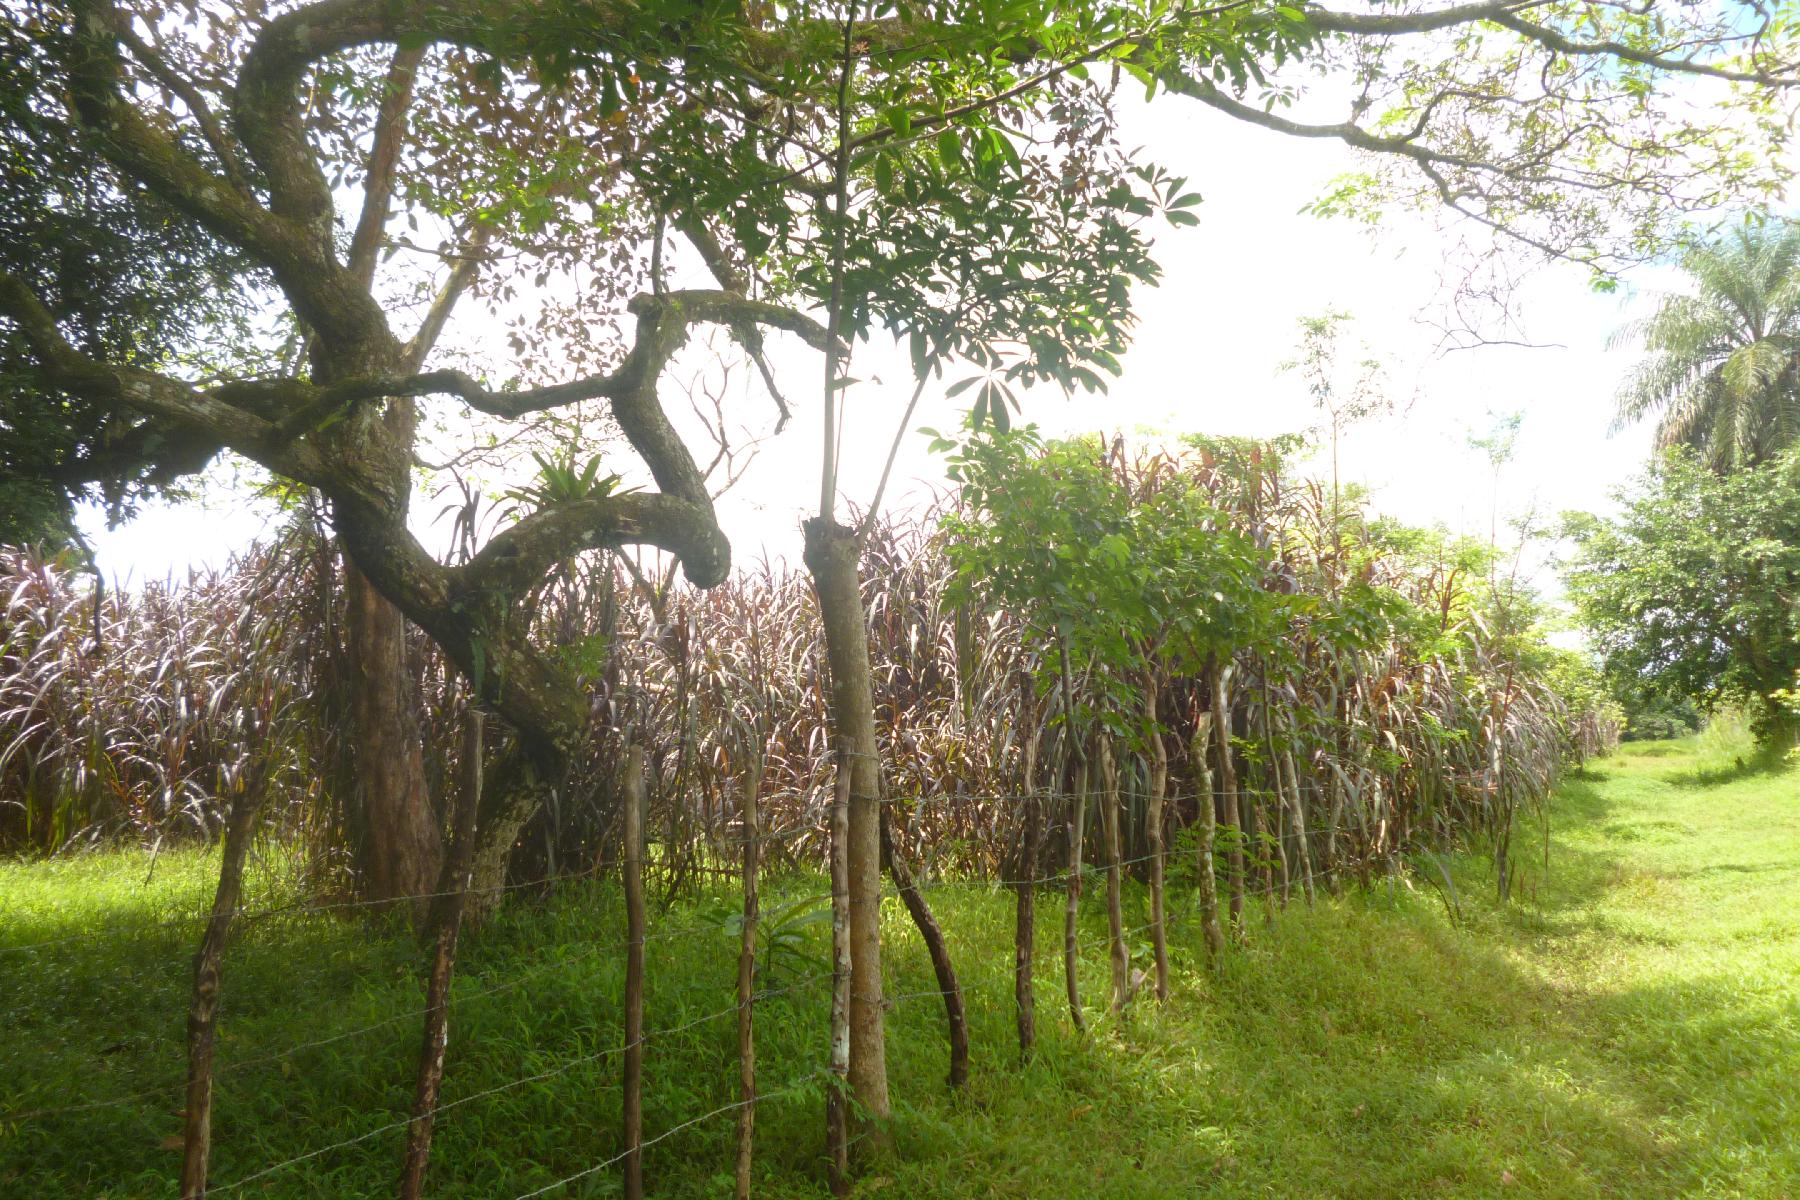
[[0, 16, 259, 543], [1620, 696, 1703, 743], [942, 428, 1614, 781], [1562, 447, 1800, 741], [938, 427, 1265, 731], [1612, 219, 1800, 471]]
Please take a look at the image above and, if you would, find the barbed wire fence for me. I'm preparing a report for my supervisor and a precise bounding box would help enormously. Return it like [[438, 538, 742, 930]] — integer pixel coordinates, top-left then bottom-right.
[[2, 739, 1397, 1199]]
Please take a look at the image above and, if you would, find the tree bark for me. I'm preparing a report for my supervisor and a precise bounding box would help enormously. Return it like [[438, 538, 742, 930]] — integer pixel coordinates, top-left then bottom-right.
[[398, 708, 483, 1200], [881, 808, 968, 1088], [802, 519, 889, 1136], [314, 330, 439, 913], [179, 782, 264, 1200]]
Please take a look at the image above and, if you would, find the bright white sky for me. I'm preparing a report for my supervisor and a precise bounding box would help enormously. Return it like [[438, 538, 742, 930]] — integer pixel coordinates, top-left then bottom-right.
[[79, 91, 1670, 596]]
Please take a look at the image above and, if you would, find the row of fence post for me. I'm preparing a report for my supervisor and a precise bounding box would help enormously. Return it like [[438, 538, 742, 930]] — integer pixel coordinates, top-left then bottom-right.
[[168, 723, 895, 1197]]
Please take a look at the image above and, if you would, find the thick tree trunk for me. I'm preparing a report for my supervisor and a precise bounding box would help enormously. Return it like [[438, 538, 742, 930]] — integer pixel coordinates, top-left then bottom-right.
[[344, 560, 440, 909], [802, 519, 890, 1137], [1189, 710, 1227, 961], [398, 709, 483, 1200], [316, 350, 440, 914], [464, 746, 558, 917], [1098, 737, 1129, 1014], [180, 784, 263, 1200], [881, 809, 968, 1088]]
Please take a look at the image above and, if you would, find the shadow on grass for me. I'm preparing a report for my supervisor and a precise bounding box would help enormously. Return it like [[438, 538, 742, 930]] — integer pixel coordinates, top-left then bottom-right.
[[1665, 741, 1795, 788]]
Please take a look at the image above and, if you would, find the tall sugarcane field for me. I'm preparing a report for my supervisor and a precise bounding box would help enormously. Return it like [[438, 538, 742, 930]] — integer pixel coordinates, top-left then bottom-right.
[[4, 2, 1800, 1197]]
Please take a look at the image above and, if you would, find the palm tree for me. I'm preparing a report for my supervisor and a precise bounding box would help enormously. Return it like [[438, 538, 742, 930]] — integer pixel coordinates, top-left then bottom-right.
[[1613, 221, 1800, 470]]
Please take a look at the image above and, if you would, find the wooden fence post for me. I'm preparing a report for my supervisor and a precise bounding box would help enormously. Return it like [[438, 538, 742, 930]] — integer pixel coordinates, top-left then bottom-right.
[[179, 777, 264, 1200], [398, 706, 484, 1200], [1099, 737, 1129, 1014], [1063, 755, 1088, 1034], [880, 807, 968, 1088], [1014, 760, 1041, 1061], [623, 745, 647, 1200], [735, 753, 762, 1200]]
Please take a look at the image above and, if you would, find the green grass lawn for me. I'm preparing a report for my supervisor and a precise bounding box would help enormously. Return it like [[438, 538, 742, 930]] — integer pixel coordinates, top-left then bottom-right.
[[2, 733, 1795, 1198]]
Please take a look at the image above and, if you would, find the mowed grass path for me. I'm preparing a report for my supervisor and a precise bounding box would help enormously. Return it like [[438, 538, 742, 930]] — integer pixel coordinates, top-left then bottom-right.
[[1, 735, 1795, 1198]]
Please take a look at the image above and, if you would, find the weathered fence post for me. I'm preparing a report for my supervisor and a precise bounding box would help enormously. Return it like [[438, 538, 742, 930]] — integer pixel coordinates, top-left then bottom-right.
[[1063, 754, 1088, 1034], [1014, 734, 1042, 1060], [622, 744, 647, 1200], [1098, 737, 1129, 1014], [735, 753, 762, 1200], [1190, 710, 1227, 961], [1280, 711, 1316, 907], [826, 746, 852, 1195], [1212, 661, 1245, 933], [880, 806, 968, 1088], [1144, 677, 1170, 1004], [398, 706, 484, 1200], [179, 774, 264, 1200]]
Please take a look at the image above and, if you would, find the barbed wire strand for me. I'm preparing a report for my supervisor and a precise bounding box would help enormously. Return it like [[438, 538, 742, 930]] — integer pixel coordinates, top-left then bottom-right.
[[0, 788, 1360, 955], [207, 973, 832, 1195]]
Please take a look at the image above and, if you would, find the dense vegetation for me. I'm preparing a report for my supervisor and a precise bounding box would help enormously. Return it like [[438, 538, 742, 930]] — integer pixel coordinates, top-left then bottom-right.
[[1611, 221, 1800, 473], [2, 436, 1615, 892], [1564, 447, 1800, 743]]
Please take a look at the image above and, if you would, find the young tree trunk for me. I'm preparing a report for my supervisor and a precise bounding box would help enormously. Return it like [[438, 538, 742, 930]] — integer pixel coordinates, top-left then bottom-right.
[[621, 747, 647, 1200], [826, 752, 852, 1195], [1258, 699, 1290, 909], [735, 758, 760, 1200], [881, 809, 968, 1088], [1251, 783, 1275, 926], [1143, 675, 1169, 1003], [398, 709, 484, 1200], [1014, 786, 1041, 1060], [1280, 713, 1315, 907], [179, 782, 264, 1200], [1189, 711, 1227, 960], [1063, 755, 1088, 1033], [802, 519, 890, 1134], [1098, 737, 1129, 1014], [1211, 661, 1244, 933]]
